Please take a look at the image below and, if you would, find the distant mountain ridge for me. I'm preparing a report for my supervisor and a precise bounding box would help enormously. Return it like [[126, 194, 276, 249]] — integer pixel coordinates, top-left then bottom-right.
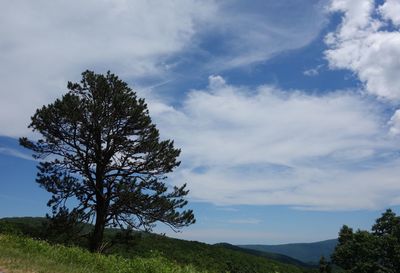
[[215, 243, 315, 268], [239, 239, 338, 265]]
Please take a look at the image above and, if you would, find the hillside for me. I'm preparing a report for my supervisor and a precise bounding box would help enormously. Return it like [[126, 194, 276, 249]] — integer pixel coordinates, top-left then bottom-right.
[[0, 233, 202, 273], [239, 239, 338, 265], [215, 243, 314, 268], [0, 217, 316, 273]]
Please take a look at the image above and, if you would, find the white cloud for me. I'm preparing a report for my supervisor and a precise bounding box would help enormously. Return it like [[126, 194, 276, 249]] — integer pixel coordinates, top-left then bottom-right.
[[0, 0, 216, 138], [3, 1, 395, 212], [303, 65, 324, 77], [303, 68, 319, 77], [326, 0, 400, 138], [153, 78, 386, 167], [388, 109, 400, 136], [0, 0, 328, 138], [379, 0, 400, 26], [325, 0, 400, 101], [149, 76, 400, 210]]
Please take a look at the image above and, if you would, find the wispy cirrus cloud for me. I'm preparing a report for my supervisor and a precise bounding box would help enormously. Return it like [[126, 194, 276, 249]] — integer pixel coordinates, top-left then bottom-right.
[[303, 65, 324, 77], [194, 0, 329, 70], [0, 147, 34, 161], [227, 218, 262, 225]]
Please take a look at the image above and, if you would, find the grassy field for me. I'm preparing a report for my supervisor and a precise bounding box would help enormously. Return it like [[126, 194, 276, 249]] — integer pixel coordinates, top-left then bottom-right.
[[0, 234, 203, 273]]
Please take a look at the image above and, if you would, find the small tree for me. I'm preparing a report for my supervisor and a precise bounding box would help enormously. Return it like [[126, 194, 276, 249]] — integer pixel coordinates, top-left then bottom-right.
[[319, 256, 332, 273], [20, 70, 195, 251]]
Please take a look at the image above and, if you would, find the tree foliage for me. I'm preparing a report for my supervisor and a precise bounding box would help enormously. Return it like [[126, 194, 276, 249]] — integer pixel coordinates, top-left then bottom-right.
[[332, 209, 400, 273], [20, 70, 195, 251], [318, 256, 331, 273]]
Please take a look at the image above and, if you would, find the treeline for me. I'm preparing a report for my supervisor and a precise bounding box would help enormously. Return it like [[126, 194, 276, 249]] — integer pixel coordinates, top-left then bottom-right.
[[318, 209, 400, 273]]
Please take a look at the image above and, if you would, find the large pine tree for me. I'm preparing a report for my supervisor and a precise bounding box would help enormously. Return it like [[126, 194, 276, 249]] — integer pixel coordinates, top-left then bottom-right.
[[20, 70, 195, 251]]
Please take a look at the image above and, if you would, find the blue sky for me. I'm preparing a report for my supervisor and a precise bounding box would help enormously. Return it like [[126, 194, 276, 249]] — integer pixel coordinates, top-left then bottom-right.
[[1, 0, 400, 244]]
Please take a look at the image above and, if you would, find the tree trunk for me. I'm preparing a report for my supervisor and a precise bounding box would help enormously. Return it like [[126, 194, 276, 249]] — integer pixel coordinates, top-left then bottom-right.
[[91, 159, 106, 252], [90, 202, 106, 252]]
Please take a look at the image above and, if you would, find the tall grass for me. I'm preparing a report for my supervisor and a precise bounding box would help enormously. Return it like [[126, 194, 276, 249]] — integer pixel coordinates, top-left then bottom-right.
[[0, 234, 207, 273]]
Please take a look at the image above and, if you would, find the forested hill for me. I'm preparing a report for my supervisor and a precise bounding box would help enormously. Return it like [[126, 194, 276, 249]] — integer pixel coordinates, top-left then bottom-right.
[[215, 243, 314, 268], [0, 217, 317, 273], [239, 239, 338, 265]]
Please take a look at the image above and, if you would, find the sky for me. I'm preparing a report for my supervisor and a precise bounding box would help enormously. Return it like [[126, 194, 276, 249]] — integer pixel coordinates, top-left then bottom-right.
[[1, 0, 400, 244]]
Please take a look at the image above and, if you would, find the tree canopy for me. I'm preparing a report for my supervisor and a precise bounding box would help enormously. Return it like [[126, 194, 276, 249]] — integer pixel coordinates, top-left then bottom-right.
[[332, 209, 400, 273], [20, 70, 195, 251]]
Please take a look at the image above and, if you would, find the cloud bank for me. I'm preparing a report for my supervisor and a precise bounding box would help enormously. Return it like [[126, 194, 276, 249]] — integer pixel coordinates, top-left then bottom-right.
[[0, 0, 327, 138], [2, 0, 400, 211], [0, 0, 217, 137], [149, 76, 400, 210]]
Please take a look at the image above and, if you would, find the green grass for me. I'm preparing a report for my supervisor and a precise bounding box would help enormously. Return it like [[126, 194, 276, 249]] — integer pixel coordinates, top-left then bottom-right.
[[0, 234, 204, 273], [0, 218, 317, 273]]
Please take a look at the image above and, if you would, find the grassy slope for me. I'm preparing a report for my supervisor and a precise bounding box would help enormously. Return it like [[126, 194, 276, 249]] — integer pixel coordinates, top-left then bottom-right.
[[0, 234, 202, 273], [0, 217, 317, 273]]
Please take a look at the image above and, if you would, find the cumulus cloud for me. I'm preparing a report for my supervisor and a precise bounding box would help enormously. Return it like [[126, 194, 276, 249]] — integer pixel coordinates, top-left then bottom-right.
[[379, 0, 400, 26], [148, 76, 400, 210], [325, 0, 400, 139], [325, 0, 400, 101]]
